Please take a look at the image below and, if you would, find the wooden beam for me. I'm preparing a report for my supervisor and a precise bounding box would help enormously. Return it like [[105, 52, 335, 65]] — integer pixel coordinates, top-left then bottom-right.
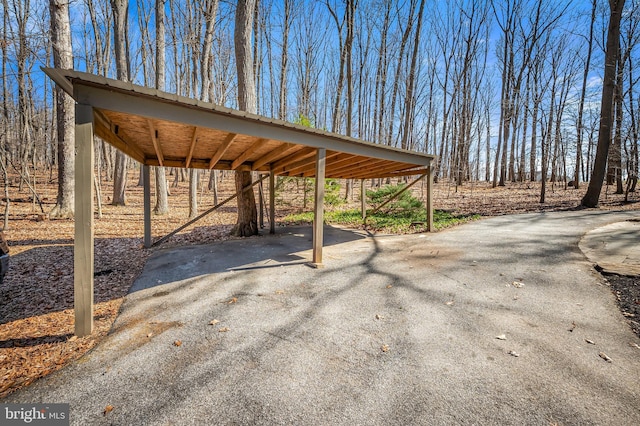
[[283, 151, 341, 176], [279, 156, 318, 176], [324, 158, 388, 178], [94, 111, 146, 164], [147, 119, 164, 166], [360, 168, 430, 179], [143, 165, 151, 247], [232, 138, 267, 170], [272, 147, 316, 172], [208, 133, 238, 169], [312, 148, 326, 267], [340, 162, 416, 179], [74, 104, 95, 337], [252, 142, 300, 170], [269, 169, 275, 234], [146, 157, 269, 172], [308, 156, 372, 174], [185, 127, 198, 168]]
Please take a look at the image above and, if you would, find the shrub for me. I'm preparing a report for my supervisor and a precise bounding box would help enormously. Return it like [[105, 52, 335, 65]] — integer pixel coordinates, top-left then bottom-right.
[[366, 184, 422, 215]]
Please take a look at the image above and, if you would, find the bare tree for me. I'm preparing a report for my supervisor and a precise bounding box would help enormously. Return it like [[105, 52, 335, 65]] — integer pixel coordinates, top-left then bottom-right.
[[111, 0, 130, 206], [48, 0, 75, 218], [232, 0, 259, 236], [582, 0, 626, 207], [153, 0, 169, 214], [575, 0, 597, 189]]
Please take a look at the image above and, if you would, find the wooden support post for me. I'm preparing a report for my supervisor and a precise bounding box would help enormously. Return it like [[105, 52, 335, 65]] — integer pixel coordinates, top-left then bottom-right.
[[74, 104, 95, 337], [426, 163, 433, 232], [143, 164, 151, 247], [361, 179, 366, 220], [269, 169, 275, 234], [312, 148, 326, 266], [258, 180, 264, 229]]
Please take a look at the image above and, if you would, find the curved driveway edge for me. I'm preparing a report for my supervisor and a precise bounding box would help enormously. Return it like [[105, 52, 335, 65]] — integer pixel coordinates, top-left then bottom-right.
[[5, 210, 640, 425], [580, 219, 640, 277]]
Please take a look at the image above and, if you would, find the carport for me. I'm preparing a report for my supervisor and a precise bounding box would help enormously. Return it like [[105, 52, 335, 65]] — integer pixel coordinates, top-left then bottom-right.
[[43, 68, 436, 337]]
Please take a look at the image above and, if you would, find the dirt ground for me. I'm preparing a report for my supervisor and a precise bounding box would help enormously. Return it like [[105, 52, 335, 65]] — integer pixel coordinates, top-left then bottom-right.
[[1, 168, 638, 399]]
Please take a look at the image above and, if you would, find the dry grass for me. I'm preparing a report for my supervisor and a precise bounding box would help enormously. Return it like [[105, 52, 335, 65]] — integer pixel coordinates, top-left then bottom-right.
[[1, 167, 638, 399]]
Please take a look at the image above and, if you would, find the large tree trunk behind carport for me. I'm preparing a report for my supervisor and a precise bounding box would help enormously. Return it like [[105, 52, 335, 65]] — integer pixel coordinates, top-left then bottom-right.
[[49, 0, 75, 218], [232, 0, 258, 237]]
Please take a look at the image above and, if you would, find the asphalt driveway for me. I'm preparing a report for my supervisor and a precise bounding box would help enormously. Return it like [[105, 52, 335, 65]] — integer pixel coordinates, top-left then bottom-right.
[[5, 210, 640, 425]]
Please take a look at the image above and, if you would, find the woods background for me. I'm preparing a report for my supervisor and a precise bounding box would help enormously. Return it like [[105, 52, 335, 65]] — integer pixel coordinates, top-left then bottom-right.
[[1, 0, 639, 223]]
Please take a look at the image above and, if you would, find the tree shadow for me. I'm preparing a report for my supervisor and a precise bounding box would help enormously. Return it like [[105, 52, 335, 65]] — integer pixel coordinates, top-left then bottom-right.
[[129, 225, 368, 293]]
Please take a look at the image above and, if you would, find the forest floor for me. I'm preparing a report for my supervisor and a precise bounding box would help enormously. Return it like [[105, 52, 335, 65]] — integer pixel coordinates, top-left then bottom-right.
[[1, 169, 639, 399]]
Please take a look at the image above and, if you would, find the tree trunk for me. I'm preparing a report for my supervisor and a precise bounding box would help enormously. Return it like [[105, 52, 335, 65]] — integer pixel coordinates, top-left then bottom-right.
[[582, 0, 625, 207], [154, 0, 169, 214], [189, 169, 198, 219], [575, 0, 596, 190], [111, 0, 130, 206], [278, 0, 290, 120], [232, 0, 259, 237], [49, 0, 75, 219]]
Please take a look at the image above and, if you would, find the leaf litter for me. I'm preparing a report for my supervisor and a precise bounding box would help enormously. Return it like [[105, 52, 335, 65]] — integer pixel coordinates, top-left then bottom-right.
[[1, 174, 637, 399]]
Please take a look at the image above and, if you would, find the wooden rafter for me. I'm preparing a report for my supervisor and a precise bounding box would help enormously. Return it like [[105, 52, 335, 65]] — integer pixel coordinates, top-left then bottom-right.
[[232, 138, 267, 169], [271, 147, 316, 172], [94, 111, 146, 164], [359, 168, 430, 179], [185, 127, 198, 168], [288, 151, 348, 176], [251, 143, 300, 170], [147, 119, 165, 166], [208, 133, 237, 169], [284, 151, 341, 176], [312, 157, 387, 178], [324, 160, 390, 179], [146, 157, 264, 172], [341, 162, 415, 179]]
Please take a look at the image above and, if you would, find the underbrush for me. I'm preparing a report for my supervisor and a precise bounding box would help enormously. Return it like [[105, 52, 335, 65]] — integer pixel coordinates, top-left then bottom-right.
[[283, 183, 479, 233]]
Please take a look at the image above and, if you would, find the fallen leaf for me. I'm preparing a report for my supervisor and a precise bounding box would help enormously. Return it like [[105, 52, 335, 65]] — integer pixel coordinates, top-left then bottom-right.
[[381, 344, 390, 352], [508, 350, 520, 357], [173, 340, 182, 347], [512, 281, 525, 288], [218, 327, 229, 333], [209, 319, 220, 326], [495, 334, 507, 341], [585, 339, 595, 345], [228, 297, 238, 304], [103, 405, 114, 416], [598, 352, 612, 363]]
